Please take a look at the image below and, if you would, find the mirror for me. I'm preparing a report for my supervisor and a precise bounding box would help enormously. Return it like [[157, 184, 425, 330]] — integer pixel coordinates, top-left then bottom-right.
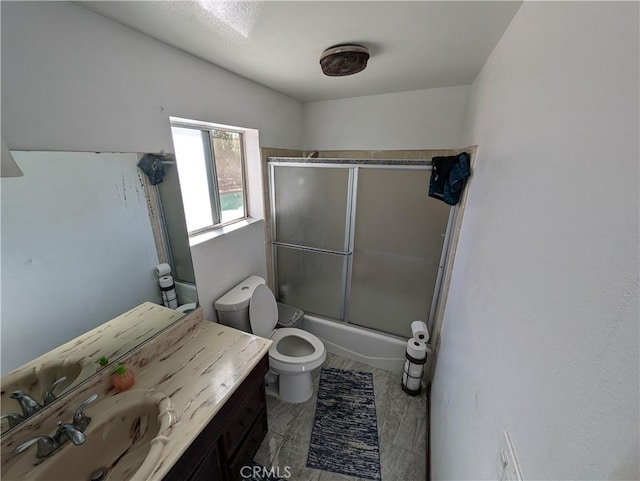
[[0, 150, 197, 433]]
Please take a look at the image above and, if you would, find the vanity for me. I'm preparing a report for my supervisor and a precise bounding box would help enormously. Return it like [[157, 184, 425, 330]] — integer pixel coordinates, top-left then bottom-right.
[[164, 354, 269, 481], [0, 305, 272, 481]]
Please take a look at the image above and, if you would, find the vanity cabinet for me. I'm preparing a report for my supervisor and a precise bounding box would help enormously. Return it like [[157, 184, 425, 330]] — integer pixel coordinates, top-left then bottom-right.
[[164, 355, 269, 481]]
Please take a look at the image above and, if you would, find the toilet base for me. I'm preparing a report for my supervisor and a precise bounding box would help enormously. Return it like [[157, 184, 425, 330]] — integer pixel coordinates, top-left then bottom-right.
[[272, 370, 313, 404], [265, 371, 279, 398]]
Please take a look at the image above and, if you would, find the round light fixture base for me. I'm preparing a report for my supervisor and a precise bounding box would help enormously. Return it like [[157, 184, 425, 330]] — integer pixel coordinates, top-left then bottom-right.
[[320, 44, 370, 77]]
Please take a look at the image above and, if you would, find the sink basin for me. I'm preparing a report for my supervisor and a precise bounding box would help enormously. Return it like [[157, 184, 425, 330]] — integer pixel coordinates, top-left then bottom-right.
[[4, 389, 175, 481], [1, 359, 88, 431]]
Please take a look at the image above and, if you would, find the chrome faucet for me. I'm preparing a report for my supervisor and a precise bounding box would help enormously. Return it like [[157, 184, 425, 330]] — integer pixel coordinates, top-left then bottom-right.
[[54, 422, 87, 446], [10, 390, 42, 417], [0, 412, 25, 429], [43, 376, 68, 406], [14, 422, 86, 458], [12, 393, 97, 459]]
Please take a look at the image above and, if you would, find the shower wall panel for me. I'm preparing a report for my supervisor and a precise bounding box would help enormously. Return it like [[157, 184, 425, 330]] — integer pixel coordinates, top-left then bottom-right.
[[273, 166, 350, 252], [348, 169, 450, 337], [275, 245, 346, 321]]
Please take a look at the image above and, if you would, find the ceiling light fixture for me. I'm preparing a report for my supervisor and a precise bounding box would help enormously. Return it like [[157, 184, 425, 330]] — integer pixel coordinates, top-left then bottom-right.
[[320, 44, 370, 77]]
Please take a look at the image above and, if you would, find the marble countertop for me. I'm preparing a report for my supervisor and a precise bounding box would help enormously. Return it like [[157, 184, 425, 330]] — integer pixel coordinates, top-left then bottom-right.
[[1, 302, 184, 430], [135, 314, 272, 478], [1, 308, 272, 480]]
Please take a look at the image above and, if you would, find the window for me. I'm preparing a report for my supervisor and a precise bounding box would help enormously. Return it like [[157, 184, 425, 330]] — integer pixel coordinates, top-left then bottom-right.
[[170, 120, 247, 235]]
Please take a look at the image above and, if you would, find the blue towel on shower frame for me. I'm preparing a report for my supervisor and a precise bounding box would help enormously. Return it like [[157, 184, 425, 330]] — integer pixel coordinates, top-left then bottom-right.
[[428, 152, 471, 206]]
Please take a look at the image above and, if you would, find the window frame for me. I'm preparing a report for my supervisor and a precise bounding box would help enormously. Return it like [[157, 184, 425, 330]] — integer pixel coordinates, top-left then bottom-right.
[[170, 119, 249, 237]]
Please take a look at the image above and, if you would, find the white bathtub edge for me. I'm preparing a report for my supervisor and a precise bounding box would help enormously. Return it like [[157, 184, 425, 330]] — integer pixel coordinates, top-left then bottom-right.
[[302, 314, 407, 374], [322, 338, 405, 374]]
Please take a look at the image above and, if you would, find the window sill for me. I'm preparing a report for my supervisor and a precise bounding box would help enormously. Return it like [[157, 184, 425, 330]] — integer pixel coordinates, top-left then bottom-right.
[[188, 217, 262, 247]]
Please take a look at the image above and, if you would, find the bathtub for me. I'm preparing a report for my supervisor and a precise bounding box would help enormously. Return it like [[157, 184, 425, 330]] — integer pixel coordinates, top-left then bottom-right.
[[174, 280, 198, 306], [302, 314, 407, 374]]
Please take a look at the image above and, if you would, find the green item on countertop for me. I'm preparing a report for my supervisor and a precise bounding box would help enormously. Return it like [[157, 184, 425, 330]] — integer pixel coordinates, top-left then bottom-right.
[[96, 356, 109, 366]]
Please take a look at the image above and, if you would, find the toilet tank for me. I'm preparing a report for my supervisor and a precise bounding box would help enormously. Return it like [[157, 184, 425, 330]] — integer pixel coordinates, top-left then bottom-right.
[[214, 275, 266, 332]]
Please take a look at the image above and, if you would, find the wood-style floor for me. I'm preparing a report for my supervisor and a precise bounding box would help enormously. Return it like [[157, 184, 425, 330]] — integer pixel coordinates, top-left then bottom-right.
[[254, 352, 428, 481]]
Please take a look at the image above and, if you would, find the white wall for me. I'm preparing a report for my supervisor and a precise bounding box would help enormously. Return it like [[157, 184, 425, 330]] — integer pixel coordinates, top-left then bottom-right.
[[302, 86, 469, 150], [190, 220, 268, 322], [1, 2, 304, 342], [0, 1, 303, 153], [431, 3, 639, 480], [1, 152, 160, 374]]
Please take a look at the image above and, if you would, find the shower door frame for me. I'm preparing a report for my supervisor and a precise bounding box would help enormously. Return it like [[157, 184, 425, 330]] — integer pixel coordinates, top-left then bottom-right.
[[268, 159, 456, 338]]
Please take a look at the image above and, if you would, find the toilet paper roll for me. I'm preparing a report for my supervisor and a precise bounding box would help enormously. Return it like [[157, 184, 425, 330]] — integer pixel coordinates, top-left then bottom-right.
[[159, 275, 177, 309], [404, 360, 423, 378], [411, 320, 429, 343], [402, 371, 422, 392], [406, 338, 428, 362], [161, 290, 178, 308], [155, 263, 172, 277]]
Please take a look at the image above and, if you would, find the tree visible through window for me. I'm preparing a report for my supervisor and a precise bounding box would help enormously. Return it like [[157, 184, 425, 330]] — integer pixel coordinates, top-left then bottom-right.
[[170, 121, 247, 234]]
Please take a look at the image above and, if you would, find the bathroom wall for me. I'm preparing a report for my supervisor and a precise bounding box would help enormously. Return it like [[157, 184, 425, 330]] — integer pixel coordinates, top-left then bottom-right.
[[431, 2, 639, 480], [190, 220, 268, 322], [1, 152, 160, 374], [0, 2, 303, 153], [302, 86, 469, 151], [1, 2, 305, 329]]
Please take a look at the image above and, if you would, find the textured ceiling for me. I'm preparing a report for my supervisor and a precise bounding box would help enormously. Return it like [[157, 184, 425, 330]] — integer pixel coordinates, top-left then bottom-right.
[[77, 1, 522, 102]]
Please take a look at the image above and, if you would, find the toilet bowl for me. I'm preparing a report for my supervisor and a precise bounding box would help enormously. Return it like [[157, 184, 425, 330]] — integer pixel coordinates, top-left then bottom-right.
[[215, 276, 326, 403]]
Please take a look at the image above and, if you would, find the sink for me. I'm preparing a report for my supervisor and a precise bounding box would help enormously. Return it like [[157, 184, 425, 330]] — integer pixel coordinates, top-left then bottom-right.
[[1, 359, 88, 431], [4, 389, 175, 481], [1, 359, 85, 401]]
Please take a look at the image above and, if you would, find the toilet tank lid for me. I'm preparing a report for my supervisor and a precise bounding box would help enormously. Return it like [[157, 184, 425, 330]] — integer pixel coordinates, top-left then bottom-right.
[[214, 275, 266, 311]]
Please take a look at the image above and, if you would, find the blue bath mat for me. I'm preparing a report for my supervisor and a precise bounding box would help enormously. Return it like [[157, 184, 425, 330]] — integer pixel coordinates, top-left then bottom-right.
[[306, 368, 381, 480]]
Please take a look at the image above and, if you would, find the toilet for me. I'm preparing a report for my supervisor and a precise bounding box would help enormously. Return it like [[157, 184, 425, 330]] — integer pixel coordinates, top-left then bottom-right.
[[215, 276, 326, 403]]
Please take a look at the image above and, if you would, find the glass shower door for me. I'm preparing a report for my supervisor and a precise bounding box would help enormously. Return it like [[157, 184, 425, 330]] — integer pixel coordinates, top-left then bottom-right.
[[272, 165, 351, 320], [347, 168, 451, 337]]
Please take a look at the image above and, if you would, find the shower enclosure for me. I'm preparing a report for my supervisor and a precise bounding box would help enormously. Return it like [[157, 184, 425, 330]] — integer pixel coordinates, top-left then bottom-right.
[[152, 160, 198, 305], [269, 159, 454, 339]]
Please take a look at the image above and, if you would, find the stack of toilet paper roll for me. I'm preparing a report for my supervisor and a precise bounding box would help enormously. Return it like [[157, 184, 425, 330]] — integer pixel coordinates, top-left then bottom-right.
[[401, 320, 431, 396], [156, 263, 178, 309]]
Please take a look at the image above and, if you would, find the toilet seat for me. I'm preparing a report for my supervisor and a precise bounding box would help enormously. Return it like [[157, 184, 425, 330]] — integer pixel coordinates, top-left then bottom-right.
[[249, 284, 279, 338], [249, 285, 325, 371], [270, 328, 325, 365]]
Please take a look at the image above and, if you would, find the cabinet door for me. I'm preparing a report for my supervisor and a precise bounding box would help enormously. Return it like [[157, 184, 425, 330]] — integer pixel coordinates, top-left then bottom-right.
[[182, 447, 224, 481], [226, 412, 268, 481], [163, 440, 224, 481]]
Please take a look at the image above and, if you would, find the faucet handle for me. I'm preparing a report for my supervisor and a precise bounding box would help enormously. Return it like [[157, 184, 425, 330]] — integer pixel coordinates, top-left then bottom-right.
[[55, 421, 86, 446], [10, 390, 42, 417], [1, 412, 25, 429], [73, 393, 97, 431], [13, 435, 57, 458], [42, 376, 68, 405]]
